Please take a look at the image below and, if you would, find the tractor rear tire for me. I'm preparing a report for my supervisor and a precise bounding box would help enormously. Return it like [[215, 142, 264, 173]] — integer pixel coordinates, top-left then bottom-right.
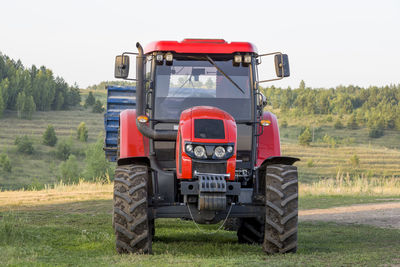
[[237, 217, 264, 244], [113, 164, 152, 254], [263, 164, 298, 254]]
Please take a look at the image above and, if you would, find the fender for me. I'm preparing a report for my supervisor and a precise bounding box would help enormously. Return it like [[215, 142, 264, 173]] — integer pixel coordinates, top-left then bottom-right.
[[256, 111, 281, 167], [260, 156, 300, 169], [118, 109, 149, 164]]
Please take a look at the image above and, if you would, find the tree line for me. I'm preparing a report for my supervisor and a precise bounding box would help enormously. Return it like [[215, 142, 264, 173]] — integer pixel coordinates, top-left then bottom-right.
[[0, 52, 81, 119], [86, 80, 135, 91], [261, 81, 400, 131]]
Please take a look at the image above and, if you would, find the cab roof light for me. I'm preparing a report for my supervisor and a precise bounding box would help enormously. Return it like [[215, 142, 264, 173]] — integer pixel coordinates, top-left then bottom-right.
[[156, 53, 164, 65], [165, 52, 173, 61], [243, 54, 252, 64], [165, 52, 173, 66], [234, 54, 242, 63]]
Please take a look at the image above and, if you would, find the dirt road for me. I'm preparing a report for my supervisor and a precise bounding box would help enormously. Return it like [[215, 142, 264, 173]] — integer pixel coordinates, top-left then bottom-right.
[[299, 201, 400, 229]]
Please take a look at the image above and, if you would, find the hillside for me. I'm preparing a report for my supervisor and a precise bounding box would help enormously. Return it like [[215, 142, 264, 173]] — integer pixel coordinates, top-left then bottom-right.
[[0, 90, 107, 190], [1, 85, 400, 190]]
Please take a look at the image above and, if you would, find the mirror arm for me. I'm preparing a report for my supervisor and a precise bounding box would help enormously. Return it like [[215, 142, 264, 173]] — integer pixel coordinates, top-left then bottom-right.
[[257, 52, 282, 57], [122, 52, 139, 56], [258, 77, 283, 84], [256, 51, 286, 83], [119, 52, 139, 81]]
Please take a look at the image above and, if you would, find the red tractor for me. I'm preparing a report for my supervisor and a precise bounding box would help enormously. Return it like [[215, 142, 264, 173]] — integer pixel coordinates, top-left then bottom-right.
[[105, 39, 299, 254]]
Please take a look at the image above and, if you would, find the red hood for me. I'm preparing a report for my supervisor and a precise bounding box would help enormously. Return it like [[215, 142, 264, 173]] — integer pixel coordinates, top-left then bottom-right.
[[176, 106, 237, 180], [180, 106, 236, 143], [190, 106, 235, 121]]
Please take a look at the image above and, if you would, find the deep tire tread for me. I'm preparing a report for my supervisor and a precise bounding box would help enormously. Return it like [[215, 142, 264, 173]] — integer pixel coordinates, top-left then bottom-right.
[[263, 164, 298, 254], [113, 164, 152, 254]]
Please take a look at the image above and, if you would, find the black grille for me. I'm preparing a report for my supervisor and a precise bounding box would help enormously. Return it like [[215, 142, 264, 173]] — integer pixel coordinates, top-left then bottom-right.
[[192, 161, 227, 175], [194, 119, 225, 139]]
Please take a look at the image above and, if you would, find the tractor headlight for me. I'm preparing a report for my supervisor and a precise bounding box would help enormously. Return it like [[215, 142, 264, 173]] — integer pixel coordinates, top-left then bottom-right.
[[194, 145, 206, 158], [226, 146, 233, 153], [185, 144, 193, 152], [214, 146, 226, 159]]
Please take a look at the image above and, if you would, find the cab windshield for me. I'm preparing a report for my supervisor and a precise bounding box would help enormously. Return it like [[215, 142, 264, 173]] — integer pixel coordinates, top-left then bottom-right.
[[154, 58, 252, 121]]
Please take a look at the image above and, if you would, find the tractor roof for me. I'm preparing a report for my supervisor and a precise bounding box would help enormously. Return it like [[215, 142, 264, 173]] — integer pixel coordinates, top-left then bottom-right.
[[144, 39, 258, 54]]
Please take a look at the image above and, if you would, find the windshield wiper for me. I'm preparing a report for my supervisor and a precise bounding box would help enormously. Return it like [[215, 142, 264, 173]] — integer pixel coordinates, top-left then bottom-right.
[[205, 55, 245, 94]]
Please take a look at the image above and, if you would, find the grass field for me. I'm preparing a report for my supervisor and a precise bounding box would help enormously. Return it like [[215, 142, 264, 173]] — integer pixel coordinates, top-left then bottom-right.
[[282, 142, 400, 182], [0, 90, 106, 190], [1, 182, 400, 267]]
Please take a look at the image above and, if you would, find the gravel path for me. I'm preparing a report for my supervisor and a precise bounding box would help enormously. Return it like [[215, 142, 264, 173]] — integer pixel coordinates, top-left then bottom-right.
[[299, 202, 400, 229]]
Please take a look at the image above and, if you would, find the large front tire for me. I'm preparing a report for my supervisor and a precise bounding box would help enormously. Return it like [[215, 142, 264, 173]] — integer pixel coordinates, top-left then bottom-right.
[[113, 164, 152, 254], [263, 164, 298, 254]]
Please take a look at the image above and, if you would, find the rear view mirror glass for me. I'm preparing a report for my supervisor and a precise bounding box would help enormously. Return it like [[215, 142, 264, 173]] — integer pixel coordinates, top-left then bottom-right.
[[114, 55, 130, 78], [274, 54, 290, 77]]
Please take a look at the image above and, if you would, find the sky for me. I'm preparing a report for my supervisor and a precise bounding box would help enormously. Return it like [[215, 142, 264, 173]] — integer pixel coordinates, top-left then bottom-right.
[[1, 0, 399, 89]]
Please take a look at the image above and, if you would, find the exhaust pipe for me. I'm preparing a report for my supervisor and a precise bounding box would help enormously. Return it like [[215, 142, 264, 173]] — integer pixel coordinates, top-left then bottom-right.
[[135, 42, 177, 141]]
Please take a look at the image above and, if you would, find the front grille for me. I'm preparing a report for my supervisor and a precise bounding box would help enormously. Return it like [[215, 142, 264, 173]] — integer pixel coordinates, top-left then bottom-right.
[[192, 161, 227, 175]]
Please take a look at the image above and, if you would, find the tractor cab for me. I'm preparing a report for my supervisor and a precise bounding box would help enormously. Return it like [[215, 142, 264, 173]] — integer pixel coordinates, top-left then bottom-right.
[[108, 39, 299, 255]]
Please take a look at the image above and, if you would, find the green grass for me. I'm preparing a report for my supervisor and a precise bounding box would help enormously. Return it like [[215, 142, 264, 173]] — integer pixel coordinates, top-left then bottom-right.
[[300, 195, 400, 209], [0, 90, 108, 190], [0, 199, 399, 267], [276, 113, 400, 183], [1, 183, 399, 266]]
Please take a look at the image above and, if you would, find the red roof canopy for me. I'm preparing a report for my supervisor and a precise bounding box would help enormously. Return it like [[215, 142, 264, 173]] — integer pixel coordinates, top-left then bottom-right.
[[143, 39, 258, 54]]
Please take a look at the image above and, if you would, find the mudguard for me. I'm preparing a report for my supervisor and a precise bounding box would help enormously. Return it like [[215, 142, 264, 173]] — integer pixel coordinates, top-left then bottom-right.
[[256, 111, 281, 167], [119, 109, 149, 161]]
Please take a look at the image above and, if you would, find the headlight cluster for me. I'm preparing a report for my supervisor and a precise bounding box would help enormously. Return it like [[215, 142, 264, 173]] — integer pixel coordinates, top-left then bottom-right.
[[185, 143, 234, 160]]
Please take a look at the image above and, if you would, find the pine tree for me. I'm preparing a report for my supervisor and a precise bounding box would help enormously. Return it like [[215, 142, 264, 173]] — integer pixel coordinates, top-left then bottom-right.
[[299, 80, 306, 90], [16, 92, 25, 119], [0, 153, 12, 173], [60, 154, 80, 183], [92, 100, 104, 113], [16, 92, 36, 119], [43, 124, 58, 146], [84, 136, 112, 181], [85, 91, 96, 107], [298, 127, 312, 146], [77, 122, 88, 142], [347, 114, 358, 130], [0, 86, 4, 118]]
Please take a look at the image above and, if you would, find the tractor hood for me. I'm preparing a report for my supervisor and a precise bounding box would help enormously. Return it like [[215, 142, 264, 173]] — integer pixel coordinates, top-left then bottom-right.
[[176, 106, 237, 180], [180, 106, 237, 143]]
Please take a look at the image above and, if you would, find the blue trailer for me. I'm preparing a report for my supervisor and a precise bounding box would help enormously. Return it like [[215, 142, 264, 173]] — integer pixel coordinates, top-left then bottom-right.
[[103, 85, 136, 162]]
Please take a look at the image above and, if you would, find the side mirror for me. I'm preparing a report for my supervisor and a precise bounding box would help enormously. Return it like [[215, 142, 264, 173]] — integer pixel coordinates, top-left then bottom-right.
[[274, 54, 290, 77], [114, 55, 130, 78]]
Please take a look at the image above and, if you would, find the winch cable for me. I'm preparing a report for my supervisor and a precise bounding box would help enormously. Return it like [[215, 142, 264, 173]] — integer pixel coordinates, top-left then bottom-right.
[[185, 202, 235, 234]]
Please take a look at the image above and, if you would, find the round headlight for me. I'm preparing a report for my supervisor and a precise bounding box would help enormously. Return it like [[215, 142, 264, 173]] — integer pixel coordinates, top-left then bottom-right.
[[185, 144, 193, 152], [226, 146, 233, 153], [214, 146, 226, 158], [194, 146, 206, 158]]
